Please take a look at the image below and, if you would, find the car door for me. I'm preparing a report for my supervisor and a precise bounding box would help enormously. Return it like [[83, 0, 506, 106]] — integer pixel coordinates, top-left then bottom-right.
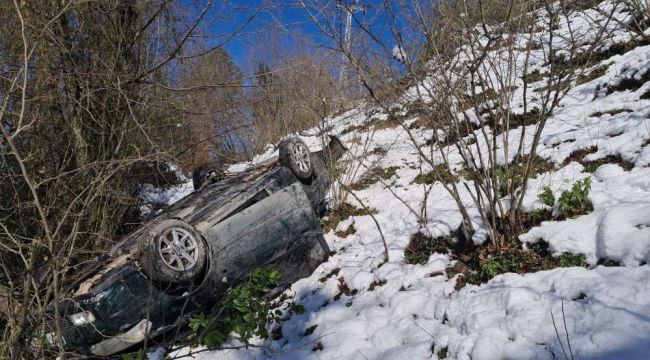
[[202, 181, 321, 289]]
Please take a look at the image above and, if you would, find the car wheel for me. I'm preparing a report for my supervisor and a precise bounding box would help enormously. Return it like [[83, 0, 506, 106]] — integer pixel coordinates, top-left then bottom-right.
[[279, 137, 313, 181], [139, 219, 207, 287]]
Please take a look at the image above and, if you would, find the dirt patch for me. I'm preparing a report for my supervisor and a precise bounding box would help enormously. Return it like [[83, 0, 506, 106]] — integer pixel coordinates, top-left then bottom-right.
[[334, 223, 356, 238], [342, 116, 404, 135], [304, 324, 317, 336], [334, 277, 358, 300], [565, 0, 602, 11], [350, 166, 400, 190], [563, 146, 634, 171], [589, 109, 628, 117], [424, 119, 478, 147], [319, 268, 340, 283], [321, 203, 378, 233], [606, 68, 650, 94], [522, 70, 545, 83], [436, 346, 449, 359], [405, 99, 427, 117], [271, 326, 283, 340], [486, 108, 542, 133], [576, 65, 607, 85], [562, 146, 598, 166], [423, 209, 589, 290], [641, 89, 650, 100], [404, 232, 451, 265], [370, 146, 388, 156], [341, 124, 366, 135], [349, 136, 363, 145], [454, 155, 554, 197], [368, 279, 387, 291], [412, 165, 457, 185], [373, 115, 403, 130], [509, 108, 542, 128], [563, 37, 649, 72], [409, 117, 437, 130], [582, 155, 634, 172]]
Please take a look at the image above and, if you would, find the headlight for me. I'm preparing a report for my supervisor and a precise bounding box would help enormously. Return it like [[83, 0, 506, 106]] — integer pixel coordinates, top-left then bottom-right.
[[69, 311, 96, 326]]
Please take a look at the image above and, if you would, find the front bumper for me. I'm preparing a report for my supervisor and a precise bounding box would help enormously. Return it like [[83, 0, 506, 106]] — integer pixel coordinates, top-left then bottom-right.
[[89, 319, 152, 356], [44, 266, 191, 355]]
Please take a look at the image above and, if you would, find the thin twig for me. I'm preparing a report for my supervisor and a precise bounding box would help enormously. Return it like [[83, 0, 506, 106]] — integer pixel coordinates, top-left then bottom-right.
[[562, 300, 574, 360], [551, 305, 570, 360]]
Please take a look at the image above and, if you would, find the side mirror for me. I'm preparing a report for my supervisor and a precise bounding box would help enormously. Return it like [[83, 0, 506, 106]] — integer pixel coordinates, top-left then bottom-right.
[[192, 165, 223, 190]]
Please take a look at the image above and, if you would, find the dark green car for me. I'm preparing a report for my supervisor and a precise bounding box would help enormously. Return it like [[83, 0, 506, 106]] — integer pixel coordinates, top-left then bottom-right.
[[43, 136, 346, 356]]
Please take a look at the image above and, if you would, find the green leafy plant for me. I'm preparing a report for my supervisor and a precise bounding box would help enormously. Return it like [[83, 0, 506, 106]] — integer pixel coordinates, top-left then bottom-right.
[[437, 346, 449, 359], [530, 208, 552, 224], [558, 177, 593, 218], [496, 166, 522, 198], [557, 253, 587, 267], [121, 351, 145, 360], [538, 186, 555, 207], [188, 268, 281, 349], [458, 246, 589, 289], [480, 251, 526, 279]]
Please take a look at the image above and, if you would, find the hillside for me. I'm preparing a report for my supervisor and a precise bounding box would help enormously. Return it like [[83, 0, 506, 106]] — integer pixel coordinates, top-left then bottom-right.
[[158, 1, 650, 359]]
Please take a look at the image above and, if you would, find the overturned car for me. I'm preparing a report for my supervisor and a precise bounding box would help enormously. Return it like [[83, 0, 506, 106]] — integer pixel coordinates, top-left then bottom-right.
[[43, 136, 346, 356]]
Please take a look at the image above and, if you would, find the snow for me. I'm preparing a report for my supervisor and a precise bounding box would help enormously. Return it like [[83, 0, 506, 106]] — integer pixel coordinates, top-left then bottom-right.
[[139, 171, 194, 219], [392, 45, 408, 63], [151, 1, 650, 358], [521, 166, 650, 266], [437, 266, 650, 360]]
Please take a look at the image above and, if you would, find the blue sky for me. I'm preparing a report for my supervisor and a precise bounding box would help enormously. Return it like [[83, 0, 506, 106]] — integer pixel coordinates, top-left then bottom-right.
[[197, 1, 333, 73], [185, 0, 403, 74]]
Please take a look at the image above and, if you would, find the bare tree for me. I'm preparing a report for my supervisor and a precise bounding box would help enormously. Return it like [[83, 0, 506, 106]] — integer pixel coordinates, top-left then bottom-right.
[[247, 30, 341, 154], [0, 1, 259, 357], [300, 0, 627, 247]]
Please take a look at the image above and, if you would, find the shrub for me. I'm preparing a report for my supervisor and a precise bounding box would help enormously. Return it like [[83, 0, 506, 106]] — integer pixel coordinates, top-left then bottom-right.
[[558, 177, 593, 218], [538, 186, 555, 207], [188, 268, 281, 349]]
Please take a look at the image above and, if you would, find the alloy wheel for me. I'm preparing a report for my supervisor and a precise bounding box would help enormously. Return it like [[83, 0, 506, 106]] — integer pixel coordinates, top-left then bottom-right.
[[157, 227, 199, 271]]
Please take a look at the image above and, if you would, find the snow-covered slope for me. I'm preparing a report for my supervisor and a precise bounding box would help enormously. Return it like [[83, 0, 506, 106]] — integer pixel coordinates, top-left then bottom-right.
[[160, 1, 650, 359]]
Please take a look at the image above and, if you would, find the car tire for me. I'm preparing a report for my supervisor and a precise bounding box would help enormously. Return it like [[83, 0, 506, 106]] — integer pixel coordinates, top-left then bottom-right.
[[139, 219, 207, 287], [279, 137, 313, 181]]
